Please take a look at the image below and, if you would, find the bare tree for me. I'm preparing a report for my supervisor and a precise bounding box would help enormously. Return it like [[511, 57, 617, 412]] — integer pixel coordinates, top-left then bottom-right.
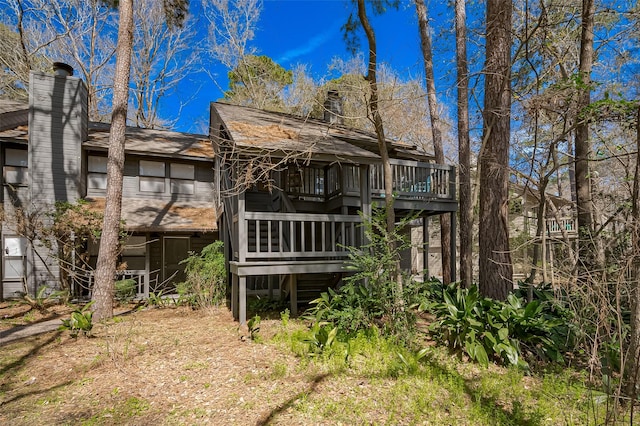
[[479, 0, 513, 300], [414, 0, 452, 284], [352, 0, 403, 309], [130, 0, 199, 128]]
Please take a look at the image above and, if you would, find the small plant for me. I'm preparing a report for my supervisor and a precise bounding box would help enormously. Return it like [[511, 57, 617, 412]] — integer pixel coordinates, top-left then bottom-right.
[[304, 324, 338, 357], [280, 308, 290, 327], [59, 302, 94, 338], [115, 278, 136, 303], [147, 290, 171, 308], [22, 285, 68, 312], [247, 315, 261, 341]]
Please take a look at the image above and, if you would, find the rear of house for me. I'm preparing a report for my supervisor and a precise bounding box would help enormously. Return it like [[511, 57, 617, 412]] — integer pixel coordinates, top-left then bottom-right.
[[0, 65, 217, 300]]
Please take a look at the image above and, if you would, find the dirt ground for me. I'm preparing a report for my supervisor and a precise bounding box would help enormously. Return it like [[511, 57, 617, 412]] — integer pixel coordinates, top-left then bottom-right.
[[0, 302, 326, 425]]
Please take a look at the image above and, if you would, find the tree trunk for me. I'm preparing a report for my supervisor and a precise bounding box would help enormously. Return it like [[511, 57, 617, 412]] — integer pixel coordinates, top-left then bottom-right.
[[479, 0, 513, 300], [574, 0, 596, 280], [414, 0, 452, 284], [92, 0, 134, 321], [625, 105, 640, 400], [356, 0, 402, 308], [455, 0, 472, 288]]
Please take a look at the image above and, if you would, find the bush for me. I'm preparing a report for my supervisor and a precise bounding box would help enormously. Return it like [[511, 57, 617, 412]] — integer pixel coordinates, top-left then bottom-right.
[[306, 209, 418, 342], [115, 278, 137, 302], [426, 282, 572, 368], [177, 241, 226, 309]]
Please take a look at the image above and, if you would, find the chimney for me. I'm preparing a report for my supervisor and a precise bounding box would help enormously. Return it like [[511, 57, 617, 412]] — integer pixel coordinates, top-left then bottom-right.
[[29, 62, 88, 205], [323, 90, 343, 125]]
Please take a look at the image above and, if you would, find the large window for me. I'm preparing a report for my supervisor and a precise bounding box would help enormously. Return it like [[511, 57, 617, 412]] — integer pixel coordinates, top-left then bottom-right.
[[170, 163, 195, 194], [4, 148, 28, 185], [139, 160, 166, 193], [3, 237, 26, 280], [139, 160, 196, 195], [88, 155, 107, 190]]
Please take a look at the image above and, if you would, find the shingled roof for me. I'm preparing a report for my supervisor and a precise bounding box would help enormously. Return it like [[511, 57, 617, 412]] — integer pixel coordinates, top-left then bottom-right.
[[210, 102, 433, 164]]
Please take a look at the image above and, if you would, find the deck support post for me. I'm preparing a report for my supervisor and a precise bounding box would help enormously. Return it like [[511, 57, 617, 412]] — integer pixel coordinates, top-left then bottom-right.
[[423, 216, 429, 282], [239, 275, 247, 325], [450, 211, 456, 283], [231, 273, 239, 320], [290, 274, 298, 316]]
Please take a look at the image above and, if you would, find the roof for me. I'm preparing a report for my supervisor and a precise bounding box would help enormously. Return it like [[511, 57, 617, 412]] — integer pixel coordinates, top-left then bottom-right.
[[85, 123, 214, 161], [0, 119, 214, 161], [210, 102, 433, 164], [85, 197, 217, 233], [0, 98, 28, 132]]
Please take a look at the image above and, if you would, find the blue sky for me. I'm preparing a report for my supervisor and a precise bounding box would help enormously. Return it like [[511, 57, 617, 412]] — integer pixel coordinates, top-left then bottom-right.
[[174, 0, 456, 133]]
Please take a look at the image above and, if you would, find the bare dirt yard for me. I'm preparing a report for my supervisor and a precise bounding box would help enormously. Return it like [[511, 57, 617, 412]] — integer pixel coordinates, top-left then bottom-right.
[[1, 303, 332, 425]]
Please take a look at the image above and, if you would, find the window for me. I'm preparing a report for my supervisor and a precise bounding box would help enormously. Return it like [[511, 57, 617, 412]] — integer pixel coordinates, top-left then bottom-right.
[[88, 155, 107, 190], [170, 163, 195, 194], [4, 148, 28, 185], [139, 160, 165, 192], [121, 236, 146, 270], [3, 237, 27, 280]]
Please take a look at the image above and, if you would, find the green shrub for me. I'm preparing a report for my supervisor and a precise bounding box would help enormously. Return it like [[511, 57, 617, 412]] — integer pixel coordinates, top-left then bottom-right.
[[115, 278, 136, 302], [306, 209, 419, 342], [177, 241, 226, 309]]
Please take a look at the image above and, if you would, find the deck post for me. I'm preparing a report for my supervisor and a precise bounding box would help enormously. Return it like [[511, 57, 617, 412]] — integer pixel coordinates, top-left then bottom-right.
[[450, 211, 456, 283], [239, 275, 247, 325], [144, 232, 150, 297], [231, 273, 239, 320], [423, 216, 429, 282], [290, 274, 298, 316]]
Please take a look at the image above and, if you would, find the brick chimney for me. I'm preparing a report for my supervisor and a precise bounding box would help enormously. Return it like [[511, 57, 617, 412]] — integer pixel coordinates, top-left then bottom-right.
[[323, 90, 343, 125]]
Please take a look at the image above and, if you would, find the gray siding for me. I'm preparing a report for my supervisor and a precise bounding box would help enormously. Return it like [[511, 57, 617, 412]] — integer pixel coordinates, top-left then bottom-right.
[[26, 71, 87, 291], [86, 155, 215, 202]]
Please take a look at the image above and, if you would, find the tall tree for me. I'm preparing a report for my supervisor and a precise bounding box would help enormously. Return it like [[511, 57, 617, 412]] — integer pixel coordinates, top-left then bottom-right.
[[574, 0, 598, 277], [91, 0, 135, 321], [351, 0, 404, 309], [414, 0, 452, 284], [224, 54, 293, 110], [455, 0, 472, 288], [92, 0, 189, 320], [479, 0, 513, 299], [130, 0, 198, 128]]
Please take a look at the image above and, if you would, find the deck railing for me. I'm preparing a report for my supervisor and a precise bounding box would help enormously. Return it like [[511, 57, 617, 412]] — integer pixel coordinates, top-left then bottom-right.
[[243, 211, 362, 259], [546, 217, 577, 235], [371, 159, 455, 200]]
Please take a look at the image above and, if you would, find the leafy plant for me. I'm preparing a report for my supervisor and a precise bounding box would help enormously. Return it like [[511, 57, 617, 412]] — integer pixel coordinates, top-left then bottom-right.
[[22, 285, 68, 312], [280, 308, 290, 327], [59, 302, 94, 337], [304, 324, 338, 357], [427, 282, 570, 368], [306, 209, 418, 341], [177, 241, 226, 309], [247, 315, 261, 341], [115, 278, 136, 303]]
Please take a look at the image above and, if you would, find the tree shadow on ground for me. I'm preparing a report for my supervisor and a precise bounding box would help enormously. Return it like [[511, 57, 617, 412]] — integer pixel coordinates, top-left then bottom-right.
[[422, 353, 546, 426], [255, 373, 329, 425], [0, 331, 62, 382]]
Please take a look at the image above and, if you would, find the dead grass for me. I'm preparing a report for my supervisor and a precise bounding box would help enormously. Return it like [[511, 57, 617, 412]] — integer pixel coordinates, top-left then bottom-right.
[[0, 304, 594, 425]]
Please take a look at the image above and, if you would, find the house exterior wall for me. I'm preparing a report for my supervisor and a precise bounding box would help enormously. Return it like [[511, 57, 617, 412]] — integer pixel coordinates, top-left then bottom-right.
[[86, 154, 214, 202]]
